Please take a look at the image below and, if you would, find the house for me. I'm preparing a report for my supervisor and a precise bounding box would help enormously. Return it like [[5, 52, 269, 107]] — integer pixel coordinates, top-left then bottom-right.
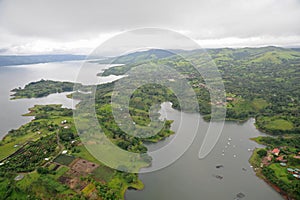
[[62, 150, 68, 154], [276, 156, 284, 161], [293, 156, 300, 159], [287, 168, 294, 173], [267, 155, 273, 161], [272, 148, 280, 156], [14, 174, 24, 181], [276, 156, 287, 162], [226, 97, 234, 101], [61, 120, 67, 124], [280, 163, 287, 167], [293, 174, 300, 180]]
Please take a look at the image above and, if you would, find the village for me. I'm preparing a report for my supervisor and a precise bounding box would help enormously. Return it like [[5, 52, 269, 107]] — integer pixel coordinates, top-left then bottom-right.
[[260, 147, 300, 180]]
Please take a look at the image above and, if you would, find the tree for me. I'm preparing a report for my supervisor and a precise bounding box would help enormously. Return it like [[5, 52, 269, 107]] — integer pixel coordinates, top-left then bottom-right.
[[257, 149, 267, 158]]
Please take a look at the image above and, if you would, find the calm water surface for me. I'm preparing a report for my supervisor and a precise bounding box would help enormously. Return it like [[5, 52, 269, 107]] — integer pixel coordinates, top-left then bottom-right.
[[0, 61, 121, 139], [126, 102, 283, 200]]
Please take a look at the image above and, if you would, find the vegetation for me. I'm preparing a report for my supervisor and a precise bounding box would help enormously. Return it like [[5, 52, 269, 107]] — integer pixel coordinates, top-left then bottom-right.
[[0, 104, 148, 199], [11, 79, 76, 99], [2, 47, 300, 199], [100, 47, 300, 134], [53, 154, 76, 166], [250, 135, 300, 199]]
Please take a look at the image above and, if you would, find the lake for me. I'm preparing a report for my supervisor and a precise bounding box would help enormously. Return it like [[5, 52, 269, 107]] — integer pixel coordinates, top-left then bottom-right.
[[0, 60, 121, 139], [0, 61, 283, 199], [126, 102, 283, 200]]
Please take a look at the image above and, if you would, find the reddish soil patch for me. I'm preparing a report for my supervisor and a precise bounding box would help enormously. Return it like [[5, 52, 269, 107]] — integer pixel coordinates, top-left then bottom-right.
[[69, 158, 99, 175]]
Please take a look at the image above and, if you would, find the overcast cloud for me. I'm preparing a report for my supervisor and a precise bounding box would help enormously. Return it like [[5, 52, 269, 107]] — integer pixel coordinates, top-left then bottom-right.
[[0, 0, 300, 54]]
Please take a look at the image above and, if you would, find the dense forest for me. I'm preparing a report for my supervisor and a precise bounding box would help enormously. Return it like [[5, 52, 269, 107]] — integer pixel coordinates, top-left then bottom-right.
[[101, 46, 300, 135]]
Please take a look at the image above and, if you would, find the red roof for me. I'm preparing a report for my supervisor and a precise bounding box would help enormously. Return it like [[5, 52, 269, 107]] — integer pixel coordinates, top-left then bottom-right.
[[276, 156, 284, 161], [294, 156, 300, 159], [272, 148, 280, 154]]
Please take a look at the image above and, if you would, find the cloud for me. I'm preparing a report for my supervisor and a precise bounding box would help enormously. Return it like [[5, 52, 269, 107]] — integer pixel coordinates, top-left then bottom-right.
[[0, 0, 299, 54]]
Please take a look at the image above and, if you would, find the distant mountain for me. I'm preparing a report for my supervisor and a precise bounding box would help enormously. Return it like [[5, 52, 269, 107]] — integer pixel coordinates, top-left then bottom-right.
[[0, 54, 86, 67], [94, 49, 176, 65]]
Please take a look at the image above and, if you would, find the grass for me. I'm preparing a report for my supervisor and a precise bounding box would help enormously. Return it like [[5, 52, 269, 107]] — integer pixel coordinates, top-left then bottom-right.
[[17, 171, 40, 191], [82, 183, 95, 196], [252, 98, 269, 111], [50, 166, 69, 180], [265, 119, 294, 131], [0, 107, 75, 161], [0, 130, 41, 160], [53, 154, 76, 166], [72, 145, 102, 165], [249, 148, 262, 168], [269, 163, 290, 184], [92, 165, 115, 182]]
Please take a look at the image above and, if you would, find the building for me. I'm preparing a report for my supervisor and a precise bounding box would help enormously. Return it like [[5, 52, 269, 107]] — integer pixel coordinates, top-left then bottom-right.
[[293, 174, 300, 179], [287, 168, 294, 173], [280, 163, 287, 167], [272, 148, 280, 156]]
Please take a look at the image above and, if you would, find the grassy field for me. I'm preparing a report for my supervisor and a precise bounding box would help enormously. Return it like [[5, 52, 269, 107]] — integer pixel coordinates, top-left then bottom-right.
[[53, 154, 76, 166], [50, 166, 69, 180], [269, 163, 290, 183], [92, 165, 115, 182], [249, 148, 262, 168], [0, 130, 42, 160], [251, 98, 269, 111], [16, 171, 40, 191], [82, 183, 96, 196], [265, 119, 294, 131], [72, 145, 102, 165]]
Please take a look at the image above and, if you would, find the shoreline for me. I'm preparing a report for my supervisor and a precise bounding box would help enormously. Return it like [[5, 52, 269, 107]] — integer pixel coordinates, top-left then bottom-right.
[[248, 148, 292, 200]]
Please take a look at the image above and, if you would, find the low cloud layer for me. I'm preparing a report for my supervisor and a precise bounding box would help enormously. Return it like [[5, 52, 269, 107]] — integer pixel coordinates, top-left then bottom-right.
[[0, 0, 300, 54]]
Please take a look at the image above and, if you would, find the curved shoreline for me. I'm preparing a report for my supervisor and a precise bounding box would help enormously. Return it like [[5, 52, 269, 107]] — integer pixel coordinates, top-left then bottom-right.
[[249, 149, 291, 200]]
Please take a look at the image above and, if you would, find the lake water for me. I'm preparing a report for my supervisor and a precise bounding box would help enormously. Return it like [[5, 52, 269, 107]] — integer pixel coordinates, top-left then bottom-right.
[[0, 60, 121, 139], [126, 102, 283, 200], [0, 61, 283, 199]]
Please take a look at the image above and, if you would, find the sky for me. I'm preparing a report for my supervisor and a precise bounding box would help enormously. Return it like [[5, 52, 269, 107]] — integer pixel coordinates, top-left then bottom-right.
[[0, 0, 300, 55]]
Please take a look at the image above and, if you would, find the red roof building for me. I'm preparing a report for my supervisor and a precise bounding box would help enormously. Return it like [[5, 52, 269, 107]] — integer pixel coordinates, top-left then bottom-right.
[[276, 156, 284, 161], [272, 148, 280, 156]]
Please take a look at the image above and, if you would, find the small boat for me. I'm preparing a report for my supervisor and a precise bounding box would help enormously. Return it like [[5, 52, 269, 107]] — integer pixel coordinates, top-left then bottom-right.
[[216, 165, 224, 169], [213, 174, 223, 180], [236, 192, 245, 198]]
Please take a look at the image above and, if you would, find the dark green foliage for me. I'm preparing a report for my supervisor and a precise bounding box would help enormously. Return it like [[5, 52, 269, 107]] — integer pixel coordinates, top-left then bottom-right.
[[53, 154, 76, 166], [257, 149, 267, 158], [0, 134, 58, 173], [100, 47, 300, 133], [11, 79, 75, 99]]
